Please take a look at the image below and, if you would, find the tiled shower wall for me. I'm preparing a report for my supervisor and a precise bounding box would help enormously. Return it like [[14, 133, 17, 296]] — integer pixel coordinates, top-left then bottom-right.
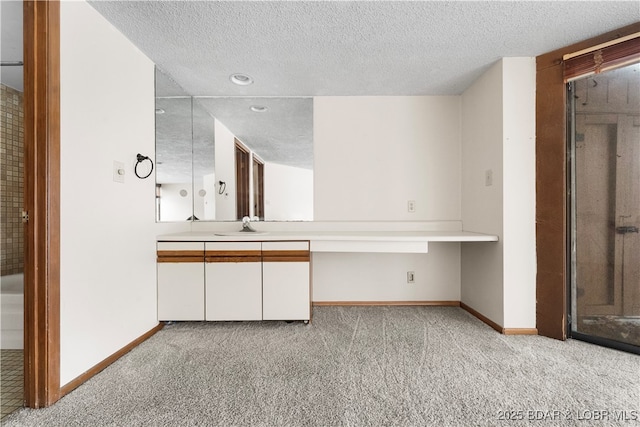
[[0, 84, 24, 276]]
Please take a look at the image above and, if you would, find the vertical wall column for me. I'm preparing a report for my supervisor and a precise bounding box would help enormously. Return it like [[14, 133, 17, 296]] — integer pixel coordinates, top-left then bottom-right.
[[23, 0, 61, 407]]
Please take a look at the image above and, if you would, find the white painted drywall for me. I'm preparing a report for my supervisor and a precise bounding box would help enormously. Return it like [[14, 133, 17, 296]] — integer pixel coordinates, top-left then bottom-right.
[[461, 60, 505, 327], [502, 57, 536, 329], [310, 96, 463, 301], [314, 97, 461, 221], [460, 58, 536, 329], [59, 1, 190, 386], [312, 244, 461, 302], [264, 162, 313, 221]]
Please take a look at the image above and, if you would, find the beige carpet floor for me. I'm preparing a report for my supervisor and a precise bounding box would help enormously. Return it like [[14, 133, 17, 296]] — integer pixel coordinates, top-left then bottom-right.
[[3, 306, 639, 426]]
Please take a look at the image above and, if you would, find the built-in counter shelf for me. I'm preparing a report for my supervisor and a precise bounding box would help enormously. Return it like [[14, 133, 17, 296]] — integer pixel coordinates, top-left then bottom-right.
[[156, 230, 497, 323], [157, 230, 498, 254]]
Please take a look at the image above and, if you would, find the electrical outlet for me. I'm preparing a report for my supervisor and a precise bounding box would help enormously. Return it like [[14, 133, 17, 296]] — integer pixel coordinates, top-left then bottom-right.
[[407, 271, 415, 284], [485, 169, 493, 187], [407, 200, 416, 213]]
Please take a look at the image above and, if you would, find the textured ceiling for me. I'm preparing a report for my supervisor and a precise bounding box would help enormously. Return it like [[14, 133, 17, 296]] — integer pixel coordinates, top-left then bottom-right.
[[90, 1, 639, 96], [196, 97, 313, 168]]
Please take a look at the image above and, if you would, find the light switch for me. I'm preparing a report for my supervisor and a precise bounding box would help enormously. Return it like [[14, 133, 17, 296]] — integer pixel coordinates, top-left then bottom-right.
[[485, 169, 493, 187], [113, 161, 125, 183]]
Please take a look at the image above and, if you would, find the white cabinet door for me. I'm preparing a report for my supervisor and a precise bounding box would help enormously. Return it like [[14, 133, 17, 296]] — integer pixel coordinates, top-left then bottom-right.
[[262, 241, 310, 321], [157, 242, 205, 321], [205, 242, 262, 321], [158, 262, 205, 321]]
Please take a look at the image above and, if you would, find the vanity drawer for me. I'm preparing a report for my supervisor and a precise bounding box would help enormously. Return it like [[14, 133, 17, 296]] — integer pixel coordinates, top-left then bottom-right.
[[157, 241, 205, 262], [262, 241, 310, 262], [205, 241, 261, 263]]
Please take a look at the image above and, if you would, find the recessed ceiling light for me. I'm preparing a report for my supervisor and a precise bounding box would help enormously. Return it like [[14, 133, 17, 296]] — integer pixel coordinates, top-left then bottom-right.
[[230, 73, 253, 86], [250, 105, 268, 113], [155, 108, 165, 114]]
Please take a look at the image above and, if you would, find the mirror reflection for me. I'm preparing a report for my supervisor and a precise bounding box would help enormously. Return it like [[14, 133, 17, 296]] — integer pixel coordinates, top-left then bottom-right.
[[155, 69, 314, 222]]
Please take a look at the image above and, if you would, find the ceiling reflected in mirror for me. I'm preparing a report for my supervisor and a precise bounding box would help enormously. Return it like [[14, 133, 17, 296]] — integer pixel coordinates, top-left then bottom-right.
[[195, 97, 313, 170]]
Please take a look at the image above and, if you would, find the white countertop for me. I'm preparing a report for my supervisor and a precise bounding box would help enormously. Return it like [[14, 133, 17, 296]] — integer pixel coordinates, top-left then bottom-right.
[[157, 230, 498, 253], [157, 230, 498, 242]]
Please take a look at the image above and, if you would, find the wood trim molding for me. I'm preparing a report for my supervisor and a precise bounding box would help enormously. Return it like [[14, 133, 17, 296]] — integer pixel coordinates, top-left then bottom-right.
[[313, 301, 461, 307], [460, 303, 538, 335], [59, 323, 164, 398], [503, 328, 538, 336], [262, 250, 310, 257], [23, 0, 61, 408], [460, 303, 503, 333], [535, 22, 640, 341], [205, 250, 262, 263]]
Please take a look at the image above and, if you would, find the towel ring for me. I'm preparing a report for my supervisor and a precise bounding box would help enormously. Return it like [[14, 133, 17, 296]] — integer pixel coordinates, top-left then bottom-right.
[[135, 153, 154, 179]]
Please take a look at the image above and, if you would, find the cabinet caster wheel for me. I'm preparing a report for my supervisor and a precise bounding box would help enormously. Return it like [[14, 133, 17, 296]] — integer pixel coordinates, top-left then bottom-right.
[[303, 320, 309, 325]]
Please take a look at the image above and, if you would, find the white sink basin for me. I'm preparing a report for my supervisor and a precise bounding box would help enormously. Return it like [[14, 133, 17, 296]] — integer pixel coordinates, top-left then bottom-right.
[[214, 231, 269, 236]]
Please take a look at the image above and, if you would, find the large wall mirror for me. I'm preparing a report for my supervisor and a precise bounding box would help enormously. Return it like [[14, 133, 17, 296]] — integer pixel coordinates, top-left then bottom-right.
[[155, 68, 314, 222]]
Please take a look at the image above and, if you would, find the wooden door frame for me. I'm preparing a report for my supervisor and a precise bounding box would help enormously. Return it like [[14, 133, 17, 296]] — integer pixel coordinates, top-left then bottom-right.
[[535, 23, 640, 340], [235, 140, 250, 219], [23, 0, 61, 407], [252, 155, 264, 220]]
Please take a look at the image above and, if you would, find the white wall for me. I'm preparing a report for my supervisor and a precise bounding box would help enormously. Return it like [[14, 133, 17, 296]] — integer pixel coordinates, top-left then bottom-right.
[[313, 244, 460, 302], [264, 163, 313, 221], [461, 61, 505, 326], [312, 96, 463, 301], [502, 58, 536, 328], [314, 97, 461, 221], [461, 58, 536, 329], [59, 1, 189, 386]]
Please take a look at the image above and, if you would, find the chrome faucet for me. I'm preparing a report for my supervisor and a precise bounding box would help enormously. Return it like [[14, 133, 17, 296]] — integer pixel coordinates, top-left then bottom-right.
[[241, 216, 257, 232]]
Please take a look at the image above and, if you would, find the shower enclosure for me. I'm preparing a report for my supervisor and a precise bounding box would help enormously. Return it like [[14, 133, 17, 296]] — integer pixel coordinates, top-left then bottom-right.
[[569, 62, 640, 351]]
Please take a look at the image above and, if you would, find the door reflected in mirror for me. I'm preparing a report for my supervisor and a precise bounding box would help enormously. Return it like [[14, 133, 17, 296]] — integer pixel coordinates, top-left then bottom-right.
[[155, 68, 313, 222]]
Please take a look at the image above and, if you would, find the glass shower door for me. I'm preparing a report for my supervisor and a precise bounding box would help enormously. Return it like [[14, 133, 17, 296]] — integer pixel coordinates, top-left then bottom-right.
[[570, 62, 640, 350]]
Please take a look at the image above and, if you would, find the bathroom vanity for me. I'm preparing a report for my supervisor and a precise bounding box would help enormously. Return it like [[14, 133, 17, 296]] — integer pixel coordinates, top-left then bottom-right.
[[157, 228, 498, 323], [157, 239, 311, 322]]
